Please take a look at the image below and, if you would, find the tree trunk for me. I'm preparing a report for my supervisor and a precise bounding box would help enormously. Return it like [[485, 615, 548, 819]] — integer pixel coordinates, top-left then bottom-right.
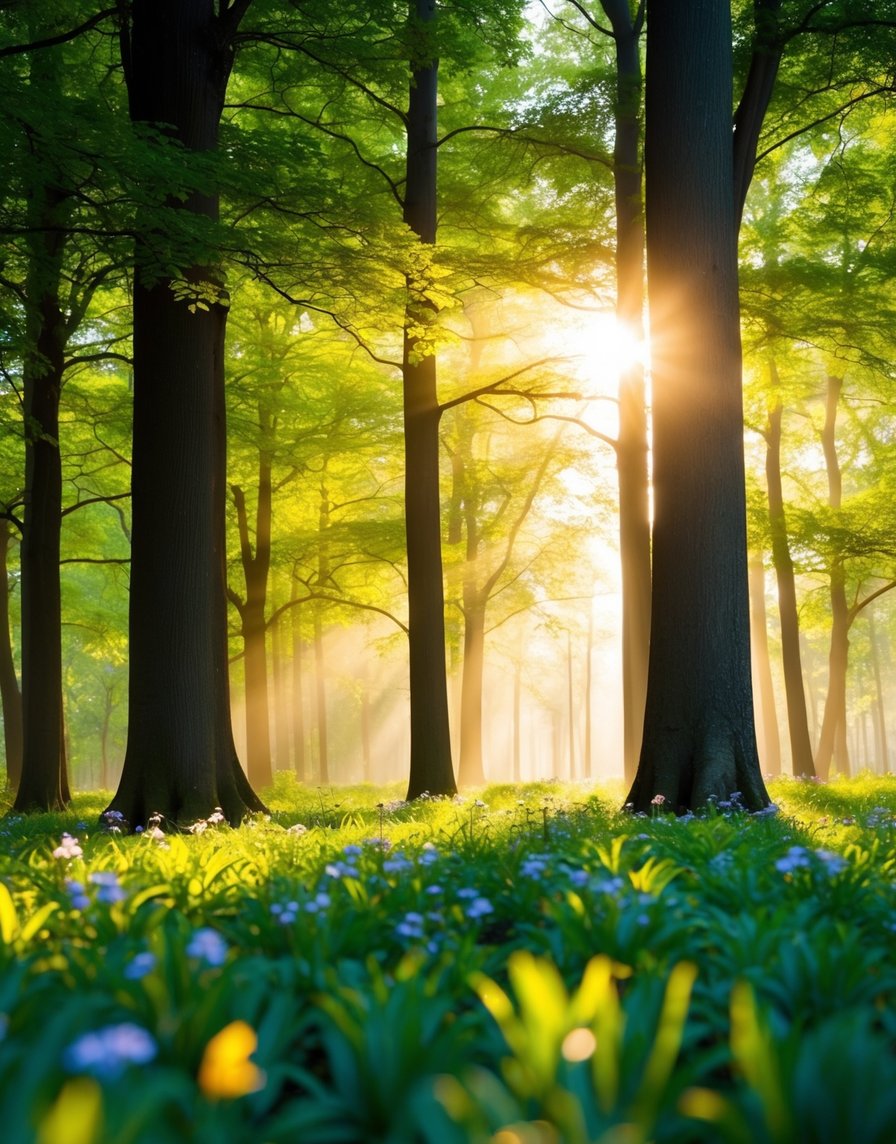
[[107, 0, 265, 826], [458, 597, 486, 786], [313, 607, 329, 784], [748, 554, 781, 775], [402, 0, 456, 799], [15, 164, 69, 812], [584, 604, 594, 780], [764, 391, 815, 776], [0, 521, 23, 788], [815, 374, 850, 779], [869, 608, 889, 772], [512, 654, 522, 783], [600, 0, 651, 789], [291, 594, 306, 782], [627, 0, 770, 813]]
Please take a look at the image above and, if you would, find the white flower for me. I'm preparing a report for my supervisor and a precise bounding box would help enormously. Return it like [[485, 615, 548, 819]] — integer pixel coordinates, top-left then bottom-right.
[[53, 834, 83, 861], [286, 823, 307, 835]]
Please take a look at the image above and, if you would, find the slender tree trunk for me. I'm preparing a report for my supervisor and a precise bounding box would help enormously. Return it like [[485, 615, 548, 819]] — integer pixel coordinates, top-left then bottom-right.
[[0, 521, 23, 788], [458, 596, 486, 785], [584, 604, 593, 780], [628, 0, 769, 813], [512, 654, 522, 783], [360, 656, 372, 782], [313, 608, 329, 784], [764, 391, 815, 776], [567, 631, 576, 780], [107, 0, 265, 826], [869, 609, 889, 772], [402, 0, 456, 799], [748, 554, 781, 775], [815, 375, 850, 779], [600, 0, 651, 788], [291, 594, 306, 782]]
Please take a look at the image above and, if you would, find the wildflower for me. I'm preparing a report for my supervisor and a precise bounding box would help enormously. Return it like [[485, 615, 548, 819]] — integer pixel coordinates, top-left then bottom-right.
[[650, 794, 666, 807], [64, 1023, 157, 1081], [198, 1021, 265, 1099], [465, 896, 494, 920], [418, 844, 439, 866], [324, 860, 356, 880], [383, 854, 413, 875], [520, 855, 550, 878], [304, 892, 331, 914], [286, 823, 307, 836], [124, 951, 156, 980], [65, 879, 90, 911], [815, 849, 847, 875], [186, 928, 229, 967], [89, 871, 126, 905], [775, 846, 811, 874], [425, 884, 443, 896], [396, 911, 426, 940], [53, 834, 83, 861], [270, 901, 299, 925], [207, 808, 225, 826], [456, 887, 479, 900]]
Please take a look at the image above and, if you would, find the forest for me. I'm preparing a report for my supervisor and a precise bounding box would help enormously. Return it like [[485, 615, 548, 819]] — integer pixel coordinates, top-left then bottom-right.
[[3, 3, 896, 1140], [2, 0, 895, 821]]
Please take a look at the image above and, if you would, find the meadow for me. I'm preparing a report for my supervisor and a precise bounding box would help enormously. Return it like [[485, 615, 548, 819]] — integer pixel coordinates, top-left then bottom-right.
[[1, 775, 895, 1144]]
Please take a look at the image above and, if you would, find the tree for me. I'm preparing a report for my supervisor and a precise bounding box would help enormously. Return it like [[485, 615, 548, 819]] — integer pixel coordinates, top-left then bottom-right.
[[626, 0, 771, 813], [105, 0, 265, 826]]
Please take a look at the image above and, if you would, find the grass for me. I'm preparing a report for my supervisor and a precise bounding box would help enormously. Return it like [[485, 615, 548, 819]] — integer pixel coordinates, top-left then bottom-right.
[[1, 772, 895, 1142]]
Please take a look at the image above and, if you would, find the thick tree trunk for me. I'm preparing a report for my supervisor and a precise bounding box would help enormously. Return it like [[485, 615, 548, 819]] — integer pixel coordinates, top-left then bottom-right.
[[402, 0, 456, 799], [748, 554, 781, 775], [765, 393, 816, 776], [15, 169, 69, 812], [815, 375, 850, 779], [0, 521, 23, 788], [107, 0, 264, 826], [627, 0, 770, 813], [601, 0, 651, 789]]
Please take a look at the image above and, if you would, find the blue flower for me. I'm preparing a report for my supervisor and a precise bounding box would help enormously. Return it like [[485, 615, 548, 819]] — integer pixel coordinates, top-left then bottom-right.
[[123, 951, 156, 980], [64, 1023, 156, 1080], [186, 928, 229, 966]]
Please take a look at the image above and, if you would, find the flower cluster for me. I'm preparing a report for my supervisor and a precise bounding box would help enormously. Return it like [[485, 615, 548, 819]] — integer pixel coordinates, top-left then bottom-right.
[[53, 834, 83, 861], [64, 1022, 157, 1080]]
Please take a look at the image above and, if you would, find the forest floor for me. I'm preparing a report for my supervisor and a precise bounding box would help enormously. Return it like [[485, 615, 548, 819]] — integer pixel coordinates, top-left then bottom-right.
[[0, 773, 894, 1142]]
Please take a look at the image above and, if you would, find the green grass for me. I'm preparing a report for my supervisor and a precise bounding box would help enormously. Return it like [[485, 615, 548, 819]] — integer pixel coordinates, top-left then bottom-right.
[[1, 773, 896, 1143]]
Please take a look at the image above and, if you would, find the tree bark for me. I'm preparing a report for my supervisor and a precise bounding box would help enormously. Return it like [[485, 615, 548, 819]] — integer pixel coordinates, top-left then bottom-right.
[[291, 590, 306, 781], [402, 0, 456, 799], [815, 374, 850, 778], [458, 596, 486, 786], [748, 553, 781, 775], [14, 150, 69, 812], [869, 608, 889, 772], [107, 0, 265, 826], [0, 520, 23, 788], [764, 391, 816, 776], [627, 0, 770, 813], [600, 0, 651, 789], [313, 607, 329, 784]]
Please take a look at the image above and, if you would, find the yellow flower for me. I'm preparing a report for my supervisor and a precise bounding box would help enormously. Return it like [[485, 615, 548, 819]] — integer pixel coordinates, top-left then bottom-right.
[[197, 1021, 265, 1100]]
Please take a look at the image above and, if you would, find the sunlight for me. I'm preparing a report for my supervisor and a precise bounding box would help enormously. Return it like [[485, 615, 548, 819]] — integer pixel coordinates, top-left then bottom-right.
[[561, 313, 645, 395]]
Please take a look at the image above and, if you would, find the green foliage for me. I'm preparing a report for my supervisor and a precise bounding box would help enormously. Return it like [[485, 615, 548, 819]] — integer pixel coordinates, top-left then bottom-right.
[[0, 779, 894, 1141]]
